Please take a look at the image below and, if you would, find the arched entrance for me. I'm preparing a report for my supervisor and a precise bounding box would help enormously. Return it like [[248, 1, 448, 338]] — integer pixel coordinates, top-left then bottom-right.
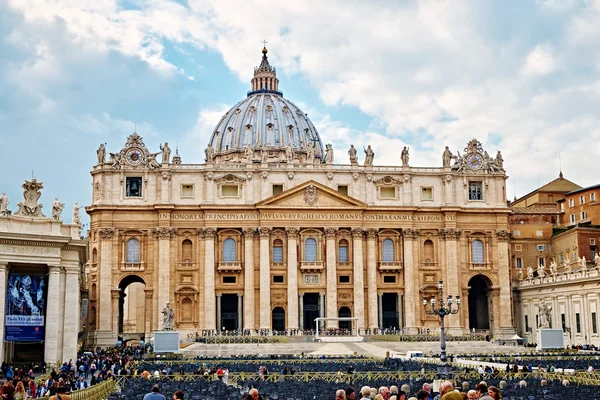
[[468, 275, 491, 331], [338, 307, 352, 331], [272, 307, 285, 332], [118, 275, 146, 337]]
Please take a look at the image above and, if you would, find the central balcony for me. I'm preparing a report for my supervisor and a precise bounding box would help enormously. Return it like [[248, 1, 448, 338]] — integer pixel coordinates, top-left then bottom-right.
[[218, 261, 242, 273], [300, 261, 324, 272], [378, 261, 402, 272]]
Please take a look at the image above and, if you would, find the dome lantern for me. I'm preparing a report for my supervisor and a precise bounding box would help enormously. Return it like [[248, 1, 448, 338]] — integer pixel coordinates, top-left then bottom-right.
[[250, 45, 280, 94]]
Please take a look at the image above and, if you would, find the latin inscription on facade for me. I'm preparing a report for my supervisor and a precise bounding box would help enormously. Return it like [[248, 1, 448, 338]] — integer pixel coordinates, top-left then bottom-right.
[[0, 244, 61, 257], [304, 274, 320, 284], [159, 212, 456, 222]]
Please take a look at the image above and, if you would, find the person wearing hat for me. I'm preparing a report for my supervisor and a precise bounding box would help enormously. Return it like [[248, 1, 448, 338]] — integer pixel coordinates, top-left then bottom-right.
[[48, 386, 72, 400]]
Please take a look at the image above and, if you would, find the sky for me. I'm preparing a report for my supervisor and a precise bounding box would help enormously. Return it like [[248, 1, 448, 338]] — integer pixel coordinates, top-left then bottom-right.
[[1, 0, 600, 228]]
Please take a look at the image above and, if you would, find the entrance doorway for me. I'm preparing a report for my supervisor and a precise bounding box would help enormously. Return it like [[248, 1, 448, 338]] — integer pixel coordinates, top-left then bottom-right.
[[221, 294, 238, 331], [303, 293, 320, 330], [272, 307, 285, 332], [468, 275, 491, 330], [338, 307, 352, 330], [382, 293, 399, 329], [119, 275, 146, 336]]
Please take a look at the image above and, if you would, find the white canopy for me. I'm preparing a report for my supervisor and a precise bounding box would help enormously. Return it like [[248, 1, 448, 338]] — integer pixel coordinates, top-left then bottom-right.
[[510, 334, 524, 340]]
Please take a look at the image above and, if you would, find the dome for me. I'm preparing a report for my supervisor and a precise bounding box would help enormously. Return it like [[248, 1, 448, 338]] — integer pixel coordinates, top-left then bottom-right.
[[206, 48, 324, 164]]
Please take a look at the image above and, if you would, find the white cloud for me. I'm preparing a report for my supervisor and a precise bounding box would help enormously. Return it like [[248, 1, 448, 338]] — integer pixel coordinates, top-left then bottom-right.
[[523, 44, 557, 76], [181, 104, 232, 163]]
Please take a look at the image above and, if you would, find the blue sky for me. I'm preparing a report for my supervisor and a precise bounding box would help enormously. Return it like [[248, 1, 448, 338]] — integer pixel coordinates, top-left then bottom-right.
[[1, 0, 600, 227]]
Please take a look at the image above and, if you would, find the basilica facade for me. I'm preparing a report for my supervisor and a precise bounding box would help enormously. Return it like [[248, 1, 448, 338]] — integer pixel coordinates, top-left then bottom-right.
[[85, 48, 514, 345]]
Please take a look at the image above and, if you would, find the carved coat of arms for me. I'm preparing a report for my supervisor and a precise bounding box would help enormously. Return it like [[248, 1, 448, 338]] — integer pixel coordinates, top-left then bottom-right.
[[304, 185, 318, 206]]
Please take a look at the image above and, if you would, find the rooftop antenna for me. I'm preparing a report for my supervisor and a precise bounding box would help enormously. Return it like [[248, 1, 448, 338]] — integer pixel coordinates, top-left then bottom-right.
[[559, 153, 563, 178], [513, 180, 516, 200]]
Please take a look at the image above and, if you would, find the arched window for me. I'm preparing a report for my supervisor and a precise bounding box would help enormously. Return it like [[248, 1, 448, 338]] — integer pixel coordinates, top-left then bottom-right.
[[92, 248, 98, 264], [89, 306, 97, 328], [304, 238, 317, 262], [338, 239, 349, 263], [223, 238, 237, 262], [90, 283, 97, 300], [273, 239, 283, 263], [382, 238, 394, 262], [424, 240, 434, 263], [472, 240, 484, 264], [182, 239, 193, 263], [126, 238, 140, 263]]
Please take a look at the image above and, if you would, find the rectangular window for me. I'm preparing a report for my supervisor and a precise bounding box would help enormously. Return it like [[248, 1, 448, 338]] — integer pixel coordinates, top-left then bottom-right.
[[591, 238, 596, 245], [272, 184, 284, 196], [513, 230, 521, 237], [569, 198, 575, 207], [559, 254, 563, 263], [538, 257, 545, 267], [337, 185, 349, 196], [580, 195, 585, 204], [561, 313, 566, 331], [536, 244, 546, 251], [581, 211, 587, 220], [339, 275, 350, 283], [125, 177, 143, 197], [380, 187, 396, 199], [516, 258, 523, 268], [591, 193, 596, 202], [273, 275, 284, 283], [576, 313, 581, 333], [561, 203, 565, 212], [222, 185, 239, 197], [338, 245, 349, 263], [525, 315, 529, 332], [570, 214, 576, 224], [181, 184, 194, 198], [515, 244, 522, 252], [421, 187, 433, 201], [536, 230, 543, 237], [573, 252, 578, 261], [383, 275, 396, 283], [593, 312, 598, 334], [273, 246, 283, 263], [468, 182, 483, 200], [222, 276, 236, 284]]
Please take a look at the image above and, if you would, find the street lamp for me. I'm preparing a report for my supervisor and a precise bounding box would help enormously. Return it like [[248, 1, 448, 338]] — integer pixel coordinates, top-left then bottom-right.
[[423, 280, 460, 378]]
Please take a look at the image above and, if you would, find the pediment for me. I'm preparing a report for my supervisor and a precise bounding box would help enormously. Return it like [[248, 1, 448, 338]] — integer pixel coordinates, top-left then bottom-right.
[[256, 180, 366, 209]]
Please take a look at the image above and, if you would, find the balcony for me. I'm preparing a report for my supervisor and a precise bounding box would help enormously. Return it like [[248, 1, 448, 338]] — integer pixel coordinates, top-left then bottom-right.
[[421, 262, 438, 269], [300, 261, 324, 272], [121, 262, 144, 272], [177, 262, 198, 270], [217, 261, 242, 272], [469, 262, 491, 270], [378, 261, 402, 272]]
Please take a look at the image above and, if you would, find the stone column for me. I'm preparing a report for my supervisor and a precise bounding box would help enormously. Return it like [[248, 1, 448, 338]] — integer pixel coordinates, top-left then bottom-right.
[[44, 264, 61, 364], [403, 229, 419, 330], [203, 228, 216, 330], [286, 228, 299, 330], [98, 228, 115, 331], [319, 292, 325, 329], [324, 227, 338, 329], [243, 228, 256, 331], [496, 230, 514, 334], [0, 263, 8, 361], [111, 289, 120, 334], [398, 294, 403, 329], [352, 228, 365, 329], [62, 267, 80, 363], [237, 294, 243, 330], [216, 294, 222, 331], [378, 292, 384, 329], [441, 228, 461, 332], [298, 294, 304, 330], [153, 227, 174, 329], [366, 229, 378, 328], [259, 228, 272, 330], [144, 289, 153, 338]]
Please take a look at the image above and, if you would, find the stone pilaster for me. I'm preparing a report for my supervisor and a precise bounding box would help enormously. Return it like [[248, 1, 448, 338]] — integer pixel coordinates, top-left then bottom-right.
[[319, 292, 325, 329], [111, 289, 120, 334], [259, 227, 272, 330], [286, 228, 299, 329], [144, 289, 153, 337], [0, 263, 8, 361], [403, 228, 419, 329], [397, 294, 404, 329], [62, 267, 80, 363], [496, 229, 515, 335], [237, 294, 243, 330], [216, 294, 222, 331], [351, 228, 365, 329], [324, 227, 338, 329], [366, 229, 378, 328], [298, 294, 304, 330], [243, 228, 256, 331], [378, 292, 383, 329], [153, 227, 175, 329], [98, 228, 114, 331], [44, 264, 61, 364], [203, 228, 216, 330], [440, 228, 461, 331]]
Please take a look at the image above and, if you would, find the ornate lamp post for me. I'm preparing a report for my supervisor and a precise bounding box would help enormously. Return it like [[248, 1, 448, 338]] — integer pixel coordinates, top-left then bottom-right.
[[423, 280, 460, 378]]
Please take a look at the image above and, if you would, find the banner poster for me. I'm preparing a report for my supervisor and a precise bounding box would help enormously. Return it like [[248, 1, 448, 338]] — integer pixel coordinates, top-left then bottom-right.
[[5, 273, 47, 341]]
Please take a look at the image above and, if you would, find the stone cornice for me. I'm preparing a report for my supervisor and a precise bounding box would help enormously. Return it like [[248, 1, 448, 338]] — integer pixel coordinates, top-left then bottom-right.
[[439, 228, 460, 240]]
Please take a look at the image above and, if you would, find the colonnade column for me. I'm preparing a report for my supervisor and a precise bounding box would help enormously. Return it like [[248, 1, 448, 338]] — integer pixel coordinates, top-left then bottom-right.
[[62, 266, 80, 362], [203, 228, 216, 330], [496, 230, 514, 333], [298, 294, 304, 330], [111, 289, 120, 334], [243, 228, 256, 331], [403, 228, 419, 331], [98, 228, 115, 332], [259, 228, 272, 330], [237, 294, 243, 330], [366, 229, 378, 328], [216, 294, 222, 331], [378, 293, 383, 329], [0, 263, 6, 361], [442, 228, 461, 331], [324, 227, 338, 329], [351, 228, 365, 329], [319, 292, 325, 329], [286, 228, 299, 330], [44, 265, 61, 364], [153, 227, 174, 329]]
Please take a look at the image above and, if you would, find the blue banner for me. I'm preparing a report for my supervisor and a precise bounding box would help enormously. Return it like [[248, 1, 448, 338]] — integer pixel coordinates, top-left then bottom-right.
[[5, 274, 46, 341]]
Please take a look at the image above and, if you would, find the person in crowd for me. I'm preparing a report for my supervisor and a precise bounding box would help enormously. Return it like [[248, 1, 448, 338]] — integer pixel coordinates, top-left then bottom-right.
[[466, 390, 477, 400], [49, 386, 71, 400], [13, 381, 26, 400], [143, 384, 166, 400], [26, 380, 36, 398], [36, 380, 49, 398], [359, 386, 371, 400], [75, 376, 88, 391], [243, 388, 263, 400], [1, 379, 15, 400], [487, 386, 502, 400], [345, 387, 355, 400], [173, 390, 184, 400], [336, 389, 347, 400], [416, 390, 430, 400], [421, 383, 433, 400], [475, 383, 493, 400], [379, 386, 390, 400]]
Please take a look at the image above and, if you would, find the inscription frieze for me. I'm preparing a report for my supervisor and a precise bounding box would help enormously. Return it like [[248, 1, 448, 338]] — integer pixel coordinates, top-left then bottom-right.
[[0, 244, 61, 257], [158, 212, 458, 222]]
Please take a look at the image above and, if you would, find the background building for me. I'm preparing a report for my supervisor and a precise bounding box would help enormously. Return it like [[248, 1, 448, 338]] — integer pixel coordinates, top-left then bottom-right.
[[85, 48, 515, 346]]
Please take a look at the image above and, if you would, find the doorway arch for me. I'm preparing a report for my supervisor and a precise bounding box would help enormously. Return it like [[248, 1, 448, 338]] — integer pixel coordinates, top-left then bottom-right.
[[118, 275, 146, 335], [468, 275, 491, 331], [272, 307, 285, 332], [338, 306, 352, 331]]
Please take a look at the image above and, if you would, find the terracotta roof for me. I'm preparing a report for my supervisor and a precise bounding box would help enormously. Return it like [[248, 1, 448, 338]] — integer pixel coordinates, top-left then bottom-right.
[[510, 207, 560, 214]]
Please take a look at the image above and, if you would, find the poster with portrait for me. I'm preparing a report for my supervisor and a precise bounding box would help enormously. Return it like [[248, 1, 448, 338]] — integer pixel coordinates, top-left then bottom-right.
[[5, 273, 47, 341]]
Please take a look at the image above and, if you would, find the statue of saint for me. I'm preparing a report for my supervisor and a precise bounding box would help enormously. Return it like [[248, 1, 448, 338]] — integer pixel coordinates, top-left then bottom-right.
[[363, 145, 374, 166], [442, 146, 453, 168], [97, 143, 106, 165], [0, 192, 9, 216], [516, 269, 523, 281], [147, 152, 161, 169], [401, 146, 409, 166], [72, 202, 82, 226], [109, 152, 122, 169], [244, 144, 253, 162], [495, 151, 504, 169], [261, 145, 269, 163], [306, 141, 315, 165], [162, 303, 175, 330], [537, 263, 545, 278], [324, 143, 334, 164], [348, 145, 358, 165], [564, 259, 572, 273], [595, 252, 600, 268], [538, 300, 552, 328], [160, 142, 171, 164], [205, 144, 214, 163], [51, 197, 64, 221], [527, 266, 534, 279], [285, 145, 294, 163], [549, 259, 557, 275], [580, 256, 587, 270]]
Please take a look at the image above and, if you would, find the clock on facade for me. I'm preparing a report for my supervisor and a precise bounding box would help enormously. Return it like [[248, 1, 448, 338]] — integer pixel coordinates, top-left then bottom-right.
[[466, 153, 483, 170], [126, 148, 144, 165]]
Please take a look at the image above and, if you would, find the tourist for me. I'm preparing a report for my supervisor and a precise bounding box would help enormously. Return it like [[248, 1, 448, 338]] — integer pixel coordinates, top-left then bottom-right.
[[416, 390, 430, 400], [13, 381, 26, 400], [336, 389, 347, 399], [36, 381, 48, 397], [243, 388, 263, 400], [466, 390, 477, 400], [173, 390, 184, 400], [1, 379, 15, 400], [487, 386, 502, 400], [26, 380, 36, 398], [143, 385, 166, 400], [421, 383, 434, 400], [359, 386, 371, 400], [49, 386, 72, 400], [379, 386, 391, 400], [345, 387, 355, 400], [475, 383, 493, 400], [76, 376, 88, 390]]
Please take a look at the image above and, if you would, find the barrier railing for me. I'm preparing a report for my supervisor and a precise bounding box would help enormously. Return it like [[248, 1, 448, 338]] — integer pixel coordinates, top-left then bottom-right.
[[37, 379, 116, 400], [130, 357, 384, 368]]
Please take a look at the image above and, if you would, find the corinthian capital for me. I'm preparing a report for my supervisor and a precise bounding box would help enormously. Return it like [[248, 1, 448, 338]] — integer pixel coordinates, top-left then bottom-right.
[[351, 227, 364, 239], [324, 227, 338, 238], [365, 228, 378, 239], [243, 227, 257, 239], [98, 228, 115, 239], [439, 228, 460, 240], [200, 227, 216, 239], [285, 227, 299, 239], [496, 229, 510, 242], [403, 228, 420, 239], [152, 227, 176, 239], [259, 227, 272, 238]]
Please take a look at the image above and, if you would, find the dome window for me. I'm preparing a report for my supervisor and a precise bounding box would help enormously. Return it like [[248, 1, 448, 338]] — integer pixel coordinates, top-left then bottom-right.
[[267, 123, 274, 130]]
